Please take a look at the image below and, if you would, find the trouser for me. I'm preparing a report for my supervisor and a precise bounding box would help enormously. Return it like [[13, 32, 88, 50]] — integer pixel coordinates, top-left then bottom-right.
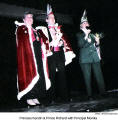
[[47, 50, 69, 101], [80, 62, 105, 96]]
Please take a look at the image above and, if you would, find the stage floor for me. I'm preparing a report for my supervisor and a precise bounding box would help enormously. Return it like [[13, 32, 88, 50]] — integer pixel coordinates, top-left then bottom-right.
[[0, 90, 118, 112]]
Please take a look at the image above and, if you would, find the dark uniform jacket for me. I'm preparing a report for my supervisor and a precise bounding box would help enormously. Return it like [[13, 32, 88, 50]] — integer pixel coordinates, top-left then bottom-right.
[[76, 30, 100, 63]]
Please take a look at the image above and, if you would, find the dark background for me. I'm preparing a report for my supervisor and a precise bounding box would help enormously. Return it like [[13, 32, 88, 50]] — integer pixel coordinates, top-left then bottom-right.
[[0, 0, 118, 108]]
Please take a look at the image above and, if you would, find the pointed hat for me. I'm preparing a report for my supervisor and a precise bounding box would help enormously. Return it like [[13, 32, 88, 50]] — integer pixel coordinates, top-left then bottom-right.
[[80, 10, 88, 24], [47, 4, 54, 16]]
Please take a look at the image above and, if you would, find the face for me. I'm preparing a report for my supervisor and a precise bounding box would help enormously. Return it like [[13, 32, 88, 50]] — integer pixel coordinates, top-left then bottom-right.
[[23, 14, 33, 26], [80, 21, 90, 29], [46, 14, 55, 25]]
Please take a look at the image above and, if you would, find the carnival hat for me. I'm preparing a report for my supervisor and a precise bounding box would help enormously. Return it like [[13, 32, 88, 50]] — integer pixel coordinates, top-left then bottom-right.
[[80, 10, 88, 24], [47, 4, 54, 16]]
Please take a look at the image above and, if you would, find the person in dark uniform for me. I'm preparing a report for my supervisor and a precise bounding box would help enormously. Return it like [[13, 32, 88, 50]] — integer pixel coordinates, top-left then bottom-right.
[[76, 10, 105, 99]]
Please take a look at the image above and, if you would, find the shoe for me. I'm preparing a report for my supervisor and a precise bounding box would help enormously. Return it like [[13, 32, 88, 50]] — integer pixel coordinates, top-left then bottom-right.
[[33, 98, 40, 105], [27, 99, 36, 106]]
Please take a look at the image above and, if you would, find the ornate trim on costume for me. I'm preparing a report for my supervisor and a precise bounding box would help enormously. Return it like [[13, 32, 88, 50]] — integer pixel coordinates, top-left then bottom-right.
[[17, 74, 39, 100]]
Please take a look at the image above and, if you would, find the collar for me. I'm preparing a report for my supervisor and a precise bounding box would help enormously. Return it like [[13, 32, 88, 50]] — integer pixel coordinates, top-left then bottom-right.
[[81, 28, 88, 33], [48, 26, 55, 29]]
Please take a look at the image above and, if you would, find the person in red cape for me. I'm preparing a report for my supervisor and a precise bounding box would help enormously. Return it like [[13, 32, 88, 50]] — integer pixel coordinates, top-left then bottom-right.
[[36, 4, 75, 103], [15, 11, 51, 106]]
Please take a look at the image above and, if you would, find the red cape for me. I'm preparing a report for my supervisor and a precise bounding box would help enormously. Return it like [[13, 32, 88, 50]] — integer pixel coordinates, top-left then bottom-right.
[[16, 25, 39, 100]]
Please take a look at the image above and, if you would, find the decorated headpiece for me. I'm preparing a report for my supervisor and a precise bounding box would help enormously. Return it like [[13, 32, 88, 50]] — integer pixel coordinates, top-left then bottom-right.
[[47, 4, 54, 16], [80, 10, 88, 24]]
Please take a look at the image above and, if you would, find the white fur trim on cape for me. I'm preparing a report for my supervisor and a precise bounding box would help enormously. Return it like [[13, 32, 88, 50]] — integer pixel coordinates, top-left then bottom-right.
[[15, 21, 25, 26], [41, 43, 51, 90], [65, 51, 76, 65], [43, 59, 51, 90], [17, 75, 39, 100]]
